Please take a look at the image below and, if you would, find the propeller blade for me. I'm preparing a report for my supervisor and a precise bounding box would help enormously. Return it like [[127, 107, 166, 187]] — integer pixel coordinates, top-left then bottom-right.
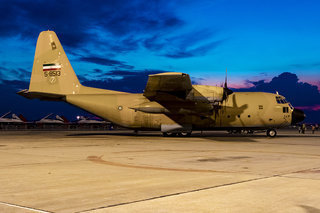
[[222, 68, 233, 101], [224, 68, 228, 89]]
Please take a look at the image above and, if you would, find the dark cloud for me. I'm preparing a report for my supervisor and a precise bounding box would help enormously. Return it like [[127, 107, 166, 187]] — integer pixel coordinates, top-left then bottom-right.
[[237, 72, 320, 122], [93, 69, 103, 73], [0, 0, 224, 61], [191, 77, 204, 85], [241, 72, 320, 106], [0, 66, 31, 82], [0, 0, 184, 50], [143, 30, 225, 58], [78, 56, 134, 69], [163, 40, 224, 58], [246, 79, 266, 86], [97, 1, 184, 36]]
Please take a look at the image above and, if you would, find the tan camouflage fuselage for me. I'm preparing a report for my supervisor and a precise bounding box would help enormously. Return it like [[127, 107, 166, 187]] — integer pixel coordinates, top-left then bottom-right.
[[66, 88, 292, 130], [19, 31, 300, 134]]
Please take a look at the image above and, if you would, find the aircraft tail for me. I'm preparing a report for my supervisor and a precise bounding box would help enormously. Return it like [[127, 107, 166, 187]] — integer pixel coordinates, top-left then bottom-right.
[[29, 31, 81, 95], [18, 31, 126, 100]]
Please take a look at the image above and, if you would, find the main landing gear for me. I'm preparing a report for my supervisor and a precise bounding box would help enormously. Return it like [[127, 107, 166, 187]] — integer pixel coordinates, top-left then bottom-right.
[[266, 129, 277, 137], [162, 132, 192, 137]]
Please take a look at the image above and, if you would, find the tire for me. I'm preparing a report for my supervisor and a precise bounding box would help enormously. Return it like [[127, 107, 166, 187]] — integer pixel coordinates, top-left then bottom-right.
[[267, 129, 277, 137], [162, 132, 168, 137], [178, 132, 192, 137], [162, 132, 177, 137]]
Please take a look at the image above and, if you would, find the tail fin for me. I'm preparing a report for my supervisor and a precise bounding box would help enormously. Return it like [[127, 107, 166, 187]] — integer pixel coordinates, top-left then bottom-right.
[[28, 31, 81, 96], [18, 114, 27, 122], [18, 30, 126, 100]]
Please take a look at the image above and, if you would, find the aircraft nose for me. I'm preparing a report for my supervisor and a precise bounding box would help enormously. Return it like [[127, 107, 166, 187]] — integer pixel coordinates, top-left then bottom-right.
[[291, 108, 306, 125]]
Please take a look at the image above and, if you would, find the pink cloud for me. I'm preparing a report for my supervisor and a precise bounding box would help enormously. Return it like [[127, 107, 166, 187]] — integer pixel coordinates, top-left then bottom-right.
[[295, 105, 320, 111]]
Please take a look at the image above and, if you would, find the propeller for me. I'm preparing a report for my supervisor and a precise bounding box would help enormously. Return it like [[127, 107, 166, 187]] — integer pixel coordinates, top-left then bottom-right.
[[222, 68, 233, 101]]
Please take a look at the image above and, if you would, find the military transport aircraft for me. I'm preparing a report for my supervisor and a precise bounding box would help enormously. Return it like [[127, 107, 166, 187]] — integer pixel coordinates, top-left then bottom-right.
[[18, 31, 305, 137]]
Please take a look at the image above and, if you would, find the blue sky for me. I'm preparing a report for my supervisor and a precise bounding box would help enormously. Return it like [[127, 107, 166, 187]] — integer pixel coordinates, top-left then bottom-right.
[[0, 0, 319, 121]]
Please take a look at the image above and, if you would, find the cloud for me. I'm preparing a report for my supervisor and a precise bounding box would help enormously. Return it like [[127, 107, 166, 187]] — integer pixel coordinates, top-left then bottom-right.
[[239, 72, 320, 106], [0, 66, 31, 82], [143, 29, 225, 58], [237, 72, 320, 122], [0, 0, 184, 50], [78, 56, 134, 69], [0, 0, 225, 62], [296, 105, 320, 111], [163, 40, 224, 59]]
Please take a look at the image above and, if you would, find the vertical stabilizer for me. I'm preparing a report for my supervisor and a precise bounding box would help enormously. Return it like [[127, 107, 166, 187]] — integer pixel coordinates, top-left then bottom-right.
[[29, 31, 81, 95]]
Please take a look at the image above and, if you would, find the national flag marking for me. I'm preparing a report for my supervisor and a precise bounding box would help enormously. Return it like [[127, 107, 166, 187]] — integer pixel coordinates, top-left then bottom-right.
[[43, 63, 61, 72]]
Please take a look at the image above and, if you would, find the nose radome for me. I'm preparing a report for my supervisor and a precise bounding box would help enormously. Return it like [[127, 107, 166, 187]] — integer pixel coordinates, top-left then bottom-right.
[[291, 108, 306, 125]]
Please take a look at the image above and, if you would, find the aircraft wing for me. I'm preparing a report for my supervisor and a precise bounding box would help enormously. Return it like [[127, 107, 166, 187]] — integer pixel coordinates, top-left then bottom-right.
[[143, 72, 193, 101], [143, 72, 213, 116]]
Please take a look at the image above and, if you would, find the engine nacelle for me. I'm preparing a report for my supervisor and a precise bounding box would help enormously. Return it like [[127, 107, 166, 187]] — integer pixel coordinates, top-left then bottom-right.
[[130, 102, 169, 113], [161, 124, 192, 133]]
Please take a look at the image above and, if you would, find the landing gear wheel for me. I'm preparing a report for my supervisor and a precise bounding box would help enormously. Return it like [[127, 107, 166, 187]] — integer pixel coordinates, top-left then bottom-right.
[[267, 129, 277, 137], [162, 132, 177, 137], [162, 132, 168, 137], [178, 132, 192, 137]]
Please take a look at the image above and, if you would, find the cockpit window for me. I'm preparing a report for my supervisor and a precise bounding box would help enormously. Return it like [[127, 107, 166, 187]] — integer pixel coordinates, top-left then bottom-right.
[[276, 96, 288, 104]]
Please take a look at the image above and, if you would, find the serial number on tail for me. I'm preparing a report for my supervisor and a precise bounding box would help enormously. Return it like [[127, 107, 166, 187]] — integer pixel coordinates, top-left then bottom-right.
[[44, 71, 61, 77]]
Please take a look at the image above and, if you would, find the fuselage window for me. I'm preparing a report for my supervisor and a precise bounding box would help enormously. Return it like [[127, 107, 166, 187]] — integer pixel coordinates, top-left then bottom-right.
[[283, 107, 289, 113], [259, 105, 263, 110]]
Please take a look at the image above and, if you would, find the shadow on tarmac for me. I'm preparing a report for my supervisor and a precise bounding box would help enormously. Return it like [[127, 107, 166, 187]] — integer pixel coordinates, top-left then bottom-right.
[[66, 130, 319, 143]]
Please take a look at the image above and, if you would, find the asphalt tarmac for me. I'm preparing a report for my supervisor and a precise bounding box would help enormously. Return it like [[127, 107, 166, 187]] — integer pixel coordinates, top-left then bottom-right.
[[0, 129, 319, 213]]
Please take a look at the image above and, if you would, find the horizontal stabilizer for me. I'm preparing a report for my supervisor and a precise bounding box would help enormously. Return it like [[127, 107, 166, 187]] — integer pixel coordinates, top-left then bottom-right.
[[17, 89, 65, 101]]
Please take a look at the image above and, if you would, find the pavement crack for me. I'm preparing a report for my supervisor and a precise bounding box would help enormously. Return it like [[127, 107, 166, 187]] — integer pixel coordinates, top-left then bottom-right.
[[77, 175, 279, 213]]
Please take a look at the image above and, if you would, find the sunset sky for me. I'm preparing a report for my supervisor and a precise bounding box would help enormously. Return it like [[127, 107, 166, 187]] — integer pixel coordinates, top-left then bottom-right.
[[0, 0, 319, 122]]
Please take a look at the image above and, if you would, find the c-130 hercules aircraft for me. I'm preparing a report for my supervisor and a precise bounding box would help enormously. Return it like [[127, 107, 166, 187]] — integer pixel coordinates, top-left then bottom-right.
[[18, 31, 305, 137]]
